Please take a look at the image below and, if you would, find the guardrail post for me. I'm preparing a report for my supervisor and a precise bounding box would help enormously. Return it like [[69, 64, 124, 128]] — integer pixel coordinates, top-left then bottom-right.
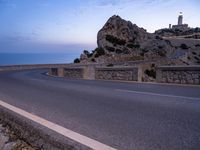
[[58, 67, 64, 77], [137, 65, 143, 82], [83, 65, 95, 80], [156, 67, 162, 83]]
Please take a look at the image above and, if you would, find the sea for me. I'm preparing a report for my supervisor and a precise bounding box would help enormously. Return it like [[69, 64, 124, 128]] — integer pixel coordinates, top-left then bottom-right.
[[0, 53, 79, 66]]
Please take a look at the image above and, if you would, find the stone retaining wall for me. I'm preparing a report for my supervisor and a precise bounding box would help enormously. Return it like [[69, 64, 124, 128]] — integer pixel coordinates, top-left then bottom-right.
[[95, 67, 138, 81], [64, 68, 84, 79], [50, 68, 84, 79], [50, 67, 139, 81], [156, 66, 200, 85], [4, 64, 199, 85]]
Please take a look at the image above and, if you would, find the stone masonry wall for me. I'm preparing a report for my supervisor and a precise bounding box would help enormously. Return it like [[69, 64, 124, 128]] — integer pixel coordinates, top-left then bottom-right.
[[95, 67, 138, 81], [50, 68, 84, 79], [156, 66, 200, 85], [64, 68, 84, 79]]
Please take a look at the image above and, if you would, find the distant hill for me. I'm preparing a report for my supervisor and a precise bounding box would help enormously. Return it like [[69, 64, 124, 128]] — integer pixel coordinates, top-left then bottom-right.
[[76, 15, 200, 66]]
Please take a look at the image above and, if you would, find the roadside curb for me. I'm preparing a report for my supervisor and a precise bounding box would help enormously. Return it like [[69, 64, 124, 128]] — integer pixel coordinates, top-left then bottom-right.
[[0, 106, 90, 150]]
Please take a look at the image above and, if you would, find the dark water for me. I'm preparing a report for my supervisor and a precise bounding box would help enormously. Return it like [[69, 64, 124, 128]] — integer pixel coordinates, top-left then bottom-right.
[[0, 53, 79, 66]]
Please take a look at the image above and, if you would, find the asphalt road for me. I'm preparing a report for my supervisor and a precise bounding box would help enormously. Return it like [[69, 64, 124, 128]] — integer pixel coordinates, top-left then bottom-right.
[[0, 69, 200, 150]]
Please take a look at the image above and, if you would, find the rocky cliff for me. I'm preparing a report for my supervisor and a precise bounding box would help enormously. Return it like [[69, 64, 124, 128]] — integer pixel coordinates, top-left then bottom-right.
[[77, 15, 200, 65], [97, 15, 152, 55]]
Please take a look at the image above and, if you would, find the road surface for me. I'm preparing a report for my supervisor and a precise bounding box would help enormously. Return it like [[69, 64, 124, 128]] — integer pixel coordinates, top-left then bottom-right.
[[0, 69, 200, 150]]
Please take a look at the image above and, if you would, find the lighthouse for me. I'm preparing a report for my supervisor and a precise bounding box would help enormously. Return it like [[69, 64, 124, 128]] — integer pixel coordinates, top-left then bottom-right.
[[178, 12, 183, 25], [171, 12, 188, 30]]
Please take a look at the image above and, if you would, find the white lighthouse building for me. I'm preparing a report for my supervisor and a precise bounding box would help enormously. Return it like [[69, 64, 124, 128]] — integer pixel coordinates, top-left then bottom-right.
[[171, 12, 188, 30], [178, 12, 183, 25]]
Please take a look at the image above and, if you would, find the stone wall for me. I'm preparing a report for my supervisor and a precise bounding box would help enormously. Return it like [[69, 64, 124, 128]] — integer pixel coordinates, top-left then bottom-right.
[[156, 66, 200, 85], [50, 68, 84, 79], [95, 67, 138, 81], [64, 68, 83, 79]]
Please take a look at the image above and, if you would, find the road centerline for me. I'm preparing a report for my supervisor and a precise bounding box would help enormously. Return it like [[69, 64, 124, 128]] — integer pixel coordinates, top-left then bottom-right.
[[0, 100, 116, 150], [115, 89, 200, 100]]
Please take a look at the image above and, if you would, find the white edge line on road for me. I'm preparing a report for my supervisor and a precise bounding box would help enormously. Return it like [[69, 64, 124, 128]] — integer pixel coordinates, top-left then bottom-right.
[[115, 89, 200, 101], [0, 100, 116, 150]]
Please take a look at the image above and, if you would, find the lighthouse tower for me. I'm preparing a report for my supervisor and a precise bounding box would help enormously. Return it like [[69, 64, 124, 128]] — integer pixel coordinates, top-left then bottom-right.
[[178, 12, 183, 25], [171, 12, 188, 30]]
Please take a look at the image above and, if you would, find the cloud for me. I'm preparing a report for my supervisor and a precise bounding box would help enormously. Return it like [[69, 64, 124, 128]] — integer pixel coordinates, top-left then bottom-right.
[[91, 0, 132, 7], [92, 0, 175, 7], [0, 31, 39, 43]]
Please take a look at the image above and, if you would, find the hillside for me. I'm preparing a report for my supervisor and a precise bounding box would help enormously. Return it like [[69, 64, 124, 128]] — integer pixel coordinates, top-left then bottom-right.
[[76, 15, 200, 66], [155, 27, 200, 37]]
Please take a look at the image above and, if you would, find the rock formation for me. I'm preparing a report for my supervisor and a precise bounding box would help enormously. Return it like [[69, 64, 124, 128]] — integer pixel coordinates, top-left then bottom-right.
[[97, 15, 151, 54], [155, 27, 200, 37], [97, 15, 178, 61], [77, 15, 200, 65]]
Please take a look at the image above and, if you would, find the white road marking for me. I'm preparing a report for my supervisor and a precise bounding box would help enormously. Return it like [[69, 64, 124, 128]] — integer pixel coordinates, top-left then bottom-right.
[[0, 100, 116, 150], [115, 89, 200, 100]]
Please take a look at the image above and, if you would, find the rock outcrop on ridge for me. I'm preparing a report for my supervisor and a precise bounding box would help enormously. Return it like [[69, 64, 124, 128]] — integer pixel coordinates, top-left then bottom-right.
[[77, 15, 200, 65]]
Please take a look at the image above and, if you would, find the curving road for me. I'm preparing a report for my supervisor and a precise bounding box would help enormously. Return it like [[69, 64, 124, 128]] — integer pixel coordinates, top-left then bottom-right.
[[0, 69, 200, 150]]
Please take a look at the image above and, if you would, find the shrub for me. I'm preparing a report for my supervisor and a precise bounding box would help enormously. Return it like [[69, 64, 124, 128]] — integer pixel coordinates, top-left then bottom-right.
[[195, 44, 200, 47], [83, 50, 90, 55], [192, 51, 197, 55], [105, 46, 115, 52], [158, 45, 164, 49], [165, 40, 171, 45], [194, 56, 200, 61], [106, 35, 126, 45], [107, 64, 114, 67], [116, 49, 123, 54], [134, 31, 138, 35], [74, 58, 80, 63], [83, 50, 93, 58], [144, 69, 156, 79], [128, 38, 135, 43], [133, 44, 140, 48], [194, 27, 200, 33], [94, 47, 105, 58], [127, 43, 140, 48], [127, 44, 134, 48], [123, 48, 130, 54], [91, 58, 96, 62], [88, 53, 93, 58], [140, 52, 144, 56], [151, 64, 155, 68], [158, 50, 166, 57], [155, 36, 163, 40], [180, 44, 189, 49]]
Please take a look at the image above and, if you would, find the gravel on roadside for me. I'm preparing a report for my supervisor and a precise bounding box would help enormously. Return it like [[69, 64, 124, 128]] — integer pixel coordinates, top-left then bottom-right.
[[0, 124, 35, 150]]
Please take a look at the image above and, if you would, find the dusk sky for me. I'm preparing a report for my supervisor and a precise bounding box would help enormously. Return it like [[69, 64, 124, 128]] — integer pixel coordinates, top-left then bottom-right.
[[0, 0, 199, 54]]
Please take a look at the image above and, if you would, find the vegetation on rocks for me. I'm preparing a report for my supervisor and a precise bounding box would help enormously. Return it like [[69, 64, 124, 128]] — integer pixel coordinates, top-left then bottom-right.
[[106, 35, 126, 46], [180, 44, 189, 49], [94, 47, 105, 58], [74, 58, 80, 63], [144, 69, 156, 79]]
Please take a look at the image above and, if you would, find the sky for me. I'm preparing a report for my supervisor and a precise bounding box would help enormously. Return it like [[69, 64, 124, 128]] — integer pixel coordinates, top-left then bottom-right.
[[0, 0, 199, 54]]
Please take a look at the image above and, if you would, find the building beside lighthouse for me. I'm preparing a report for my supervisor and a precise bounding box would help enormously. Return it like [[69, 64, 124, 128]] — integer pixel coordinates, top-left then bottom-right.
[[171, 12, 189, 30]]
